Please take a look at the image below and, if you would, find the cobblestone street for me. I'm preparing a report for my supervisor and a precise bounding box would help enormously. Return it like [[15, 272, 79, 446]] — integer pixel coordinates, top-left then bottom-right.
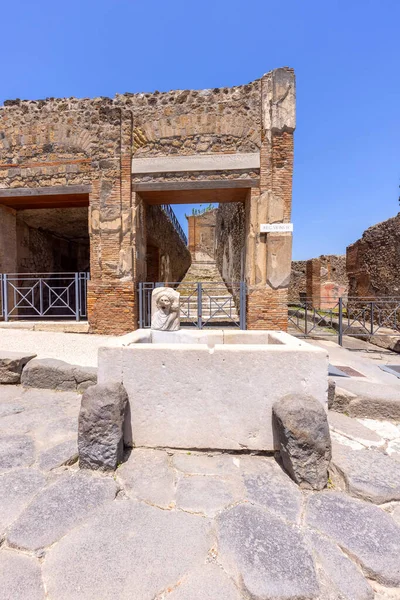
[[1, 385, 400, 599]]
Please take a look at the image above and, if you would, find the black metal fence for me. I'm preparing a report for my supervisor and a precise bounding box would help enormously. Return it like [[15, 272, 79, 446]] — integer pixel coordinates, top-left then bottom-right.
[[0, 273, 89, 321], [138, 281, 246, 329], [289, 297, 400, 345]]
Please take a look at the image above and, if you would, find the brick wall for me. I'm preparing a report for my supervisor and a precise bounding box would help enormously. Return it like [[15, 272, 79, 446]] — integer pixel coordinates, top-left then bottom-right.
[[347, 213, 400, 298], [289, 255, 347, 304]]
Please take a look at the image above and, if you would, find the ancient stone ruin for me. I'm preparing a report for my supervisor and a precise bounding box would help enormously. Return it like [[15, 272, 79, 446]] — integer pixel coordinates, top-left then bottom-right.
[[0, 67, 296, 333]]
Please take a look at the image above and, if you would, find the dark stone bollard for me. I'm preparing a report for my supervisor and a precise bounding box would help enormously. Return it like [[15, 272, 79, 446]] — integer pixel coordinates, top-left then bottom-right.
[[78, 382, 128, 471], [273, 395, 331, 490]]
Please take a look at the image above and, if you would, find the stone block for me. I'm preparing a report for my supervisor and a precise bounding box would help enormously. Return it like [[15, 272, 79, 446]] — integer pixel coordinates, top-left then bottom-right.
[[99, 331, 328, 451], [78, 382, 128, 471], [273, 395, 332, 490], [0, 351, 36, 384], [266, 234, 292, 289], [21, 358, 97, 392]]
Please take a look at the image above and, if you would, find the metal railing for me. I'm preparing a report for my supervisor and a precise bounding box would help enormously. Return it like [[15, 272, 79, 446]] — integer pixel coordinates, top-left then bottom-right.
[[138, 281, 246, 329], [288, 297, 400, 346], [0, 273, 90, 321], [161, 205, 188, 246]]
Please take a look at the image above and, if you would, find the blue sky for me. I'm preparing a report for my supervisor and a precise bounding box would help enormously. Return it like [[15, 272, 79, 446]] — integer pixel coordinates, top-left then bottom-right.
[[1, 0, 399, 260]]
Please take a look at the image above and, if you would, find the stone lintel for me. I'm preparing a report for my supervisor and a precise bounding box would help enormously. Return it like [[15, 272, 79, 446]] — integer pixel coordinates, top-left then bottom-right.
[[131, 152, 260, 174]]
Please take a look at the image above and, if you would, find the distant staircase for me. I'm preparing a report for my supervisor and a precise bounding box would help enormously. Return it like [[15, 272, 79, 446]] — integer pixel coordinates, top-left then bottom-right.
[[176, 259, 239, 324]]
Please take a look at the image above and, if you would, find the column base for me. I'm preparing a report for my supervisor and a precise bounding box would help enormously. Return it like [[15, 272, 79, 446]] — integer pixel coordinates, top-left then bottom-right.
[[246, 287, 288, 331], [87, 280, 137, 335]]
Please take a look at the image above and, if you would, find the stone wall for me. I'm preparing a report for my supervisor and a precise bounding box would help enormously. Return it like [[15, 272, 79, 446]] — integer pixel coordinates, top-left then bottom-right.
[[288, 260, 307, 303], [145, 205, 191, 282], [347, 213, 400, 298], [0, 67, 295, 333], [215, 203, 245, 284]]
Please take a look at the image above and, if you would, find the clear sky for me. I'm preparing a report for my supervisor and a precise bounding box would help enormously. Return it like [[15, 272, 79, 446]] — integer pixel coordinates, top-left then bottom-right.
[[1, 0, 399, 260]]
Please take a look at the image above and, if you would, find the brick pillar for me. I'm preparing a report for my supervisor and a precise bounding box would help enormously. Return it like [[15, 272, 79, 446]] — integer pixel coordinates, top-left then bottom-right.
[[0, 205, 17, 273], [306, 258, 321, 308], [246, 68, 295, 330], [87, 109, 137, 335]]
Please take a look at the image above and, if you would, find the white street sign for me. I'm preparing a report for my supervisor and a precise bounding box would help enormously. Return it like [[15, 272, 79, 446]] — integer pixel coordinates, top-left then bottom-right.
[[260, 223, 293, 233]]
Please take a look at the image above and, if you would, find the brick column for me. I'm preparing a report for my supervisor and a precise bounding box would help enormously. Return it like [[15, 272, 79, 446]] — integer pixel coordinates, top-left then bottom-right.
[[87, 109, 137, 335], [306, 258, 321, 308], [246, 68, 296, 330]]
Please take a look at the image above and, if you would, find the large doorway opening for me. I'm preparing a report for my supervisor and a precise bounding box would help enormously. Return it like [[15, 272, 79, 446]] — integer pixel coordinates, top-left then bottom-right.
[[0, 192, 90, 321], [137, 186, 249, 329]]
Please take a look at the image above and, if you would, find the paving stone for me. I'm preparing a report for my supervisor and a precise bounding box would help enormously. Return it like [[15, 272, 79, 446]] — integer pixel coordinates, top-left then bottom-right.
[[78, 382, 127, 471], [372, 582, 400, 599], [331, 443, 400, 503], [0, 549, 44, 600], [166, 564, 243, 600], [273, 395, 331, 490], [176, 475, 239, 517], [306, 492, 400, 586], [0, 403, 24, 417], [358, 419, 400, 441], [217, 503, 319, 599], [0, 468, 46, 534], [392, 505, 400, 526], [328, 411, 384, 447], [172, 452, 242, 477], [7, 471, 117, 550], [242, 458, 303, 523], [21, 358, 97, 392], [38, 439, 78, 471], [43, 500, 212, 600], [306, 529, 374, 600], [117, 449, 174, 508], [333, 382, 400, 419], [0, 434, 35, 471], [0, 351, 37, 384]]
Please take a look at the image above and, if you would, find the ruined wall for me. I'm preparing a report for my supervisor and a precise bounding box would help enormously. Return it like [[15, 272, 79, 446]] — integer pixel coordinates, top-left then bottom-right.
[[145, 205, 191, 282], [215, 203, 245, 284], [288, 260, 307, 303], [347, 213, 400, 298], [289, 255, 347, 303], [1, 67, 295, 333], [187, 209, 217, 260]]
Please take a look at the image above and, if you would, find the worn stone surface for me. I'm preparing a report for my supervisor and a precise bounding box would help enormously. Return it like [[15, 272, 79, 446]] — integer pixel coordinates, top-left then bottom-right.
[[117, 338, 328, 451], [0, 550, 44, 600], [21, 358, 97, 392], [38, 438, 78, 471], [242, 457, 303, 523], [172, 451, 242, 477], [43, 500, 212, 600], [306, 492, 400, 586], [217, 503, 318, 599], [117, 449, 174, 508], [0, 434, 35, 471], [7, 471, 117, 550], [273, 395, 331, 490], [332, 381, 400, 419], [306, 529, 374, 600], [176, 475, 238, 517], [166, 564, 243, 600], [331, 442, 400, 503], [0, 468, 46, 533], [78, 382, 127, 471], [328, 410, 384, 447], [0, 352, 37, 384]]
